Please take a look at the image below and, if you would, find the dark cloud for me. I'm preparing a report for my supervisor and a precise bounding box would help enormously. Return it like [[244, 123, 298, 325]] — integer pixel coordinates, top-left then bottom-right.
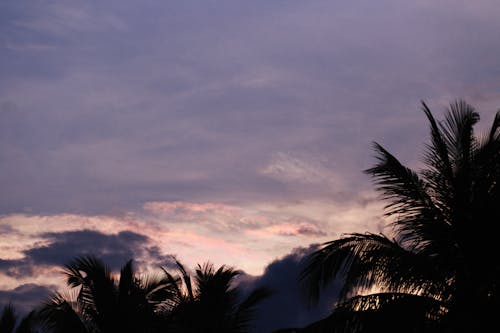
[[0, 229, 174, 278], [25, 230, 149, 269], [0, 259, 35, 279], [281, 225, 327, 237], [0, 229, 175, 316], [240, 245, 341, 333], [0, 283, 54, 315]]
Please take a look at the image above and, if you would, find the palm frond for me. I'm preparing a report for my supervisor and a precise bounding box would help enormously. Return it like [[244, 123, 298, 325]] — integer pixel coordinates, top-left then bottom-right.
[[337, 292, 445, 314], [365, 143, 432, 216], [365, 142, 453, 252], [421, 101, 453, 179], [474, 110, 500, 201], [301, 233, 448, 304], [421, 101, 455, 221], [335, 292, 444, 333], [195, 263, 239, 297], [1, 303, 17, 333], [118, 259, 134, 298], [160, 267, 185, 309], [63, 255, 112, 288], [38, 292, 88, 333], [63, 255, 116, 329], [488, 111, 500, 141], [440, 100, 479, 171], [174, 259, 194, 302], [295, 293, 445, 333], [140, 272, 178, 303]]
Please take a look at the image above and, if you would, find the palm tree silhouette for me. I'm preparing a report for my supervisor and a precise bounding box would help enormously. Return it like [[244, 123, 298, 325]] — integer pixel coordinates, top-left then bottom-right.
[[300, 101, 500, 332], [164, 260, 271, 333], [0, 304, 37, 333], [0, 304, 17, 333], [36, 256, 270, 333], [38, 255, 177, 333]]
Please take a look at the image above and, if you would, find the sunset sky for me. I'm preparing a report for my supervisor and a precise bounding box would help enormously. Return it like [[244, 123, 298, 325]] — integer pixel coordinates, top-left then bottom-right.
[[1, 1, 500, 330]]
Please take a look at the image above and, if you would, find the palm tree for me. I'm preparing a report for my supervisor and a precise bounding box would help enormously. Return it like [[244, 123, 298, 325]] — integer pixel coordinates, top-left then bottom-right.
[[0, 304, 37, 333], [164, 260, 271, 333], [38, 255, 178, 333], [1, 304, 17, 333], [300, 100, 500, 332]]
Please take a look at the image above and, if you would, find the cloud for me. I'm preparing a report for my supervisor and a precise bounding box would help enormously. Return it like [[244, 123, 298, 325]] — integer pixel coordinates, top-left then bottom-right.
[[0, 259, 36, 279], [0, 229, 175, 282], [1, 1, 499, 215], [247, 222, 326, 238], [0, 283, 54, 315], [144, 201, 245, 230], [0, 224, 177, 289], [240, 245, 341, 333], [143, 200, 329, 235], [0, 194, 384, 285], [261, 152, 337, 186], [22, 229, 169, 270]]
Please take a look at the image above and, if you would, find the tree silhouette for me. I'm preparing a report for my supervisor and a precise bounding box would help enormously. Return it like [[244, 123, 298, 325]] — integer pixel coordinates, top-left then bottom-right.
[[0, 304, 37, 333], [38, 256, 177, 333], [300, 101, 500, 332], [1, 304, 17, 333], [164, 260, 272, 333], [33, 256, 270, 333]]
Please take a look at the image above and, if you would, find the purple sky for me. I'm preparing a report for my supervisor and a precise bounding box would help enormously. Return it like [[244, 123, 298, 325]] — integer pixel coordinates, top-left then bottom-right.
[[1, 1, 500, 330]]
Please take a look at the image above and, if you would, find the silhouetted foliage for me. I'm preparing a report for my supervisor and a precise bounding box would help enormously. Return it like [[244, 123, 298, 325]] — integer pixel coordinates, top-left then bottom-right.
[[0, 304, 16, 333], [300, 100, 500, 332], [0, 304, 37, 333], [26, 255, 269, 333], [164, 260, 272, 333], [37, 255, 178, 333]]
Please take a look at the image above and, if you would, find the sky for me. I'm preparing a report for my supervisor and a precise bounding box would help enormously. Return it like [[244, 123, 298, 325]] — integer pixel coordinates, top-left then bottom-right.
[[1, 0, 500, 331]]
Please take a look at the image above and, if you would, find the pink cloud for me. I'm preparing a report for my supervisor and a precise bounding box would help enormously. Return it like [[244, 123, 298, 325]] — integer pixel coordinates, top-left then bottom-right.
[[144, 201, 240, 215], [0, 195, 384, 282], [246, 222, 326, 238]]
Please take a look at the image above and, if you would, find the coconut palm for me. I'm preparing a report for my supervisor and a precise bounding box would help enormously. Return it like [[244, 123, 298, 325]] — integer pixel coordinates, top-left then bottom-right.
[[38, 256, 178, 333], [1, 304, 17, 333], [300, 101, 500, 332], [164, 260, 271, 333], [0, 304, 37, 333]]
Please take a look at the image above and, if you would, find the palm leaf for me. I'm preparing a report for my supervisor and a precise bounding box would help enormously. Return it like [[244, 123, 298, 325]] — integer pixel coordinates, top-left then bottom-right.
[[300, 233, 448, 304], [0, 304, 17, 333], [174, 260, 194, 302], [118, 259, 134, 299], [38, 292, 89, 333], [365, 142, 457, 259], [294, 293, 445, 333]]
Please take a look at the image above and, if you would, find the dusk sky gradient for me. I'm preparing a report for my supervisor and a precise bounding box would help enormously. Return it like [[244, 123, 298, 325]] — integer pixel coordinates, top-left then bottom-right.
[[1, 1, 500, 330]]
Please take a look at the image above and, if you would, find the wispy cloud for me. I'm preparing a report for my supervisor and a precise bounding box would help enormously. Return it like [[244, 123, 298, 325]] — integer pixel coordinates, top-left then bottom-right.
[[261, 152, 335, 185]]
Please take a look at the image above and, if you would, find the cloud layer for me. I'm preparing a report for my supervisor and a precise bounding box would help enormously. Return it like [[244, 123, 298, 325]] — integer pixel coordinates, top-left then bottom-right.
[[2, 1, 499, 215]]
